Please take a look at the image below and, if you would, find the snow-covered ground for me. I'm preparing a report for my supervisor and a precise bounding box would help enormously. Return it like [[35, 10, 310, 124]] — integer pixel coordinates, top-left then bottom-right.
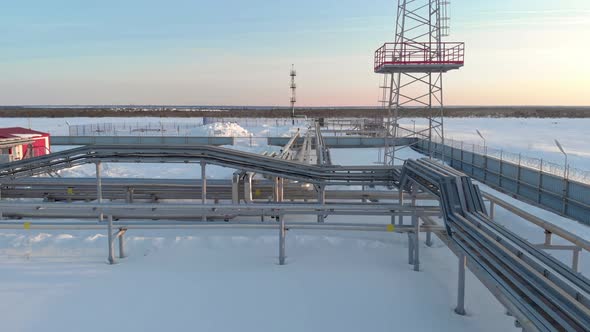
[[1, 116, 589, 331]]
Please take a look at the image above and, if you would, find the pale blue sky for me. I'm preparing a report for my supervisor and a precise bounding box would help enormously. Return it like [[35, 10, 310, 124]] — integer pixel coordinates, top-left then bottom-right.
[[1, 0, 589, 106]]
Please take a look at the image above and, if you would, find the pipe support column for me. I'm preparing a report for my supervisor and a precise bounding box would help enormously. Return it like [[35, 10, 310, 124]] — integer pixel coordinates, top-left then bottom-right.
[[455, 253, 467, 315]]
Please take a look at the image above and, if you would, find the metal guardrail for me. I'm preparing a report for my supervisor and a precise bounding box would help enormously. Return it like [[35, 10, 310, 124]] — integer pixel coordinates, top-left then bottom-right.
[[374, 42, 465, 72], [414, 139, 590, 225]]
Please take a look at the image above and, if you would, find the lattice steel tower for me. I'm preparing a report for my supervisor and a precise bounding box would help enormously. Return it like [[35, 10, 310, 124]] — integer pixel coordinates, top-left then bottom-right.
[[375, 0, 464, 166]]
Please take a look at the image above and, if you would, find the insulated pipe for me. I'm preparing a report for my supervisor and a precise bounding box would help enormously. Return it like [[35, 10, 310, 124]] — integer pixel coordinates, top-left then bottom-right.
[[0, 220, 446, 232]]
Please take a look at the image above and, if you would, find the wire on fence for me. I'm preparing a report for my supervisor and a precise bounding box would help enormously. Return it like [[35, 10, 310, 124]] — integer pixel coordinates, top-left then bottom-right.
[[440, 137, 590, 185]]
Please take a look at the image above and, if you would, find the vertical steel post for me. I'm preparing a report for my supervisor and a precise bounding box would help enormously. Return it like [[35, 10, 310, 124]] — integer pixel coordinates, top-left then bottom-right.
[[273, 177, 279, 202], [317, 184, 325, 223], [107, 215, 115, 264], [231, 173, 240, 204], [96, 161, 103, 221], [201, 161, 206, 222], [408, 232, 414, 265], [425, 225, 433, 247], [544, 230, 552, 246], [278, 178, 284, 202], [413, 213, 420, 271], [455, 253, 467, 315], [517, 153, 522, 195], [489, 201, 495, 220], [244, 173, 253, 203], [572, 248, 580, 273], [118, 229, 126, 259], [398, 190, 404, 225], [278, 214, 286, 265]]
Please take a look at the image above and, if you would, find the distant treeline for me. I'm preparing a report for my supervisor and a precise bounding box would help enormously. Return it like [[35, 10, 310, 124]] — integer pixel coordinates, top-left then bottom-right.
[[0, 106, 589, 118]]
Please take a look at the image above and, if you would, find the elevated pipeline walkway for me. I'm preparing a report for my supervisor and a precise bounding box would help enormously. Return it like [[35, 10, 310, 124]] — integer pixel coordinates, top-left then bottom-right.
[[400, 159, 590, 332], [0, 144, 396, 186], [49, 136, 418, 149], [0, 178, 404, 202]]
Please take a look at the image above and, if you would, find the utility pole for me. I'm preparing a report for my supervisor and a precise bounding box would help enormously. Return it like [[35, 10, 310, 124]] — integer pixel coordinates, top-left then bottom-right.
[[290, 65, 297, 123]]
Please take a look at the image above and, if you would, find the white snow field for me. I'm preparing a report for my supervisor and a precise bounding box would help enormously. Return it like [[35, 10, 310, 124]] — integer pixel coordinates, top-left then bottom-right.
[[0, 116, 589, 331]]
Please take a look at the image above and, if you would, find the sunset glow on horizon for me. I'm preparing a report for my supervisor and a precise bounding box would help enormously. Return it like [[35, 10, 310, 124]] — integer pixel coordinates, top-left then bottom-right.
[[1, 0, 589, 106]]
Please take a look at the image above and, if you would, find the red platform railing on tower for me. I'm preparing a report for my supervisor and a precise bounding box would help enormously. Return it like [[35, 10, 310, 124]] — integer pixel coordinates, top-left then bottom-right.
[[374, 42, 465, 72]]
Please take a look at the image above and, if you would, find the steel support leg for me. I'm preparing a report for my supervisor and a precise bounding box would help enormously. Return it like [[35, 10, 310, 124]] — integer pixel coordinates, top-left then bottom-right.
[[125, 187, 134, 203], [0, 186, 3, 219], [317, 184, 325, 223], [118, 229, 126, 259], [231, 173, 239, 204], [273, 177, 279, 202], [397, 190, 404, 225], [107, 215, 115, 264], [408, 232, 414, 265], [455, 253, 467, 315], [244, 173, 253, 203], [489, 201, 495, 220], [426, 228, 433, 247], [573, 248, 581, 273], [96, 162, 103, 222], [201, 161, 206, 222], [413, 213, 420, 271], [278, 214, 286, 265], [544, 230, 552, 246]]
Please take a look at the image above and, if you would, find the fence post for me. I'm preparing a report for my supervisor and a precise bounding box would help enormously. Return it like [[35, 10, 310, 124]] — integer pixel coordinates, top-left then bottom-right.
[[459, 140, 464, 171], [563, 164, 570, 215], [516, 153, 522, 195], [499, 150, 504, 187], [538, 159, 544, 204]]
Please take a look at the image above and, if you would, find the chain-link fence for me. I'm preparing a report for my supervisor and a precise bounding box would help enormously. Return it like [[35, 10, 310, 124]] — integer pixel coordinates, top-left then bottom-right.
[[68, 118, 312, 138], [68, 121, 206, 137], [441, 137, 590, 185]]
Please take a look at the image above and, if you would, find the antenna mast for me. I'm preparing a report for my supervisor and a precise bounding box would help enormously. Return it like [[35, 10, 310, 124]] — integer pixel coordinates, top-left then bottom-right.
[[290, 64, 297, 118]]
